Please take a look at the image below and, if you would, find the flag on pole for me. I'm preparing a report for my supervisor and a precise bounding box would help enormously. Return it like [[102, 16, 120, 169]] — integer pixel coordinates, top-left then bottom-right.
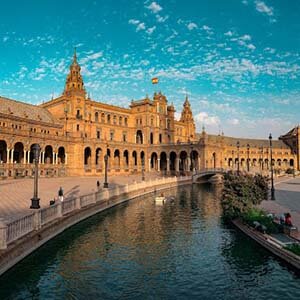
[[152, 77, 159, 84]]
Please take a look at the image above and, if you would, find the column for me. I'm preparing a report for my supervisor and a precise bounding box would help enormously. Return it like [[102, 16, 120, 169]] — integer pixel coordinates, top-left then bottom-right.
[[187, 157, 191, 171], [27, 151, 30, 164], [23, 150, 27, 164], [42, 151, 45, 164], [198, 157, 201, 170], [157, 158, 160, 172], [65, 153, 68, 165], [39, 152, 42, 164], [52, 152, 55, 164], [148, 158, 151, 171], [56, 153, 58, 165], [11, 149, 14, 164], [175, 158, 180, 172], [7, 149, 10, 164], [167, 158, 170, 173]]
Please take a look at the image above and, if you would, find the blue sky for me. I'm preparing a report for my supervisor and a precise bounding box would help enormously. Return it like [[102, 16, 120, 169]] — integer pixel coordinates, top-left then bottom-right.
[[0, 0, 299, 138]]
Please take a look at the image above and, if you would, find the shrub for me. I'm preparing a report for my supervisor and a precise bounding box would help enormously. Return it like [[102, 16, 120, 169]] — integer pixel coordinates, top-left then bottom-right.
[[286, 168, 294, 174], [221, 172, 269, 221], [284, 244, 300, 256], [242, 208, 280, 234]]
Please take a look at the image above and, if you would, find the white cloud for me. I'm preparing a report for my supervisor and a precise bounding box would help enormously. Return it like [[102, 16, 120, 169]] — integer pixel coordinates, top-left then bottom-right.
[[255, 1, 274, 16], [156, 14, 168, 23], [202, 25, 211, 31], [80, 51, 103, 64], [147, 2, 162, 14], [240, 34, 251, 41], [137, 22, 146, 31], [194, 112, 220, 126], [128, 19, 140, 25], [146, 26, 156, 35], [187, 22, 197, 30], [247, 43, 256, 50], [228, 118, 240, 125], [224, 31, 234, 36]]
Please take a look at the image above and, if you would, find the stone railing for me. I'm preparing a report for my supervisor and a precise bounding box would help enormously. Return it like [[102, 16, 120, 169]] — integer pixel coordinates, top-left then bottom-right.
[[0, 176, 191, 249]]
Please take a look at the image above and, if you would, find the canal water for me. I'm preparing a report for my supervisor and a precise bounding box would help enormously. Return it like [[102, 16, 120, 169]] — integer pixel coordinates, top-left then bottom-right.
[[1, 183, 300, 299]]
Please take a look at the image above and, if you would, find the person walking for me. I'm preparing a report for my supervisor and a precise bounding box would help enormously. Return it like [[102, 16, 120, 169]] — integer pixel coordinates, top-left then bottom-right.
[[58, 187, 64, 202]]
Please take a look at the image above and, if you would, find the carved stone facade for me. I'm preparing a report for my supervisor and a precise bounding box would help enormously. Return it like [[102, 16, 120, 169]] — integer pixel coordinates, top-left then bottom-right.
[[0, 52, 299, 178]]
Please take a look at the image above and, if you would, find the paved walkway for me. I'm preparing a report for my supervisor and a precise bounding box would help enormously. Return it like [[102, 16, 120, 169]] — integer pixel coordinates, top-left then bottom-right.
[[260, 175, 300, 238], [0, 173, 161, 222]]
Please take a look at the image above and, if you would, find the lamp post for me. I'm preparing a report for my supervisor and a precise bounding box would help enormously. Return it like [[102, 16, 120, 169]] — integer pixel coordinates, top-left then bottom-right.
[[237, 141, 240, 175], [269, 133, 275, 200], [30, 144, 41, 209], [247, 143, 250, 172], [103, 154, 109, 188], [141, 156, 145, 181]]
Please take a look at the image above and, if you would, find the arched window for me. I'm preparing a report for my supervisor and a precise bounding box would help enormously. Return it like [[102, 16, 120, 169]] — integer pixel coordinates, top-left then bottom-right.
[[95, 112, 99, 122]]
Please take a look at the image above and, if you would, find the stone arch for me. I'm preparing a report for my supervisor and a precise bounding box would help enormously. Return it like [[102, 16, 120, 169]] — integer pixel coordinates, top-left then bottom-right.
[[283, 159, 288, 167], [150, 132, 154, 144], [160, 152, 167, 172], [290, 159, 294, 167], [212, 152, 216, 169], [123, 150, 129, 169], [13, 142, 24, 163], [151, 152, 158, 170], [114, 149, 120, 169], [132, 151, 138, 167], [101, 113, 105, 123], [119, 116, 122, 126], [0, 140, 8, 163], [95, 147, 102, 166], [140, 151, 145, 165], [264, 158, 269, 169], [170, 151, 177, 172], [136, 130, 143, 144], [277, 159, 281, 167], [58, 146, 66, 164], [253, 158, 257, 167], [95, 112, 99, 122], [180, 151, 188, 172], [44, 145, 53, 164], [84, 147, 92, 166], [190, 150, 199, 170], [241, 158, 245, 168]]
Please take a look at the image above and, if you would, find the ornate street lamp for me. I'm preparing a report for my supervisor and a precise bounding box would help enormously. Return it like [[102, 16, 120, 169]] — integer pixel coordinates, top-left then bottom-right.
[[30, 144, 41, 209], [103, 153, 109, 188], [269, 133, 275, 200], [141, 156, 145, 181], [247, 143, 250, 172], [237, 141, 240, 175]]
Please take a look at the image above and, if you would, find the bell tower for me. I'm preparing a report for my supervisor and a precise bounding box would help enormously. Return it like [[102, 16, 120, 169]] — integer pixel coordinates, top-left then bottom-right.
[[180, 95, 196, 140], [64, 48, 86, 97]]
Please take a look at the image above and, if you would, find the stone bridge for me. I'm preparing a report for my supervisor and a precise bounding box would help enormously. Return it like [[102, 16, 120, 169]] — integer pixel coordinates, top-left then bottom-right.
[[192, 168, 227, 183]]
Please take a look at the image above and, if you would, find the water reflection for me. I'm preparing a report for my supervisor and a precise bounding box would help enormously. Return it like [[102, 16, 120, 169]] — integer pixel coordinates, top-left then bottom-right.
[[1, 183, 300, 299]]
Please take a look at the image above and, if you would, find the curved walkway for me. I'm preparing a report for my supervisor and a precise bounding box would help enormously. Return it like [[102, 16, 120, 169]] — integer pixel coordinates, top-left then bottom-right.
[[0, 173, 161, 222], [260, 176, 300, 239]]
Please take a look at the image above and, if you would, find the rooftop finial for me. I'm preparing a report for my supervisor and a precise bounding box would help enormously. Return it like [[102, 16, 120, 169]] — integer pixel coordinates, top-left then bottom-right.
[[73, 47, 77, 64]]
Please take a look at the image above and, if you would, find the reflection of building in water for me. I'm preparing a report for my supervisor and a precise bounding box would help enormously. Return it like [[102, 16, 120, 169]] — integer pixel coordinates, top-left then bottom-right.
[[0, 50, 299, 178]]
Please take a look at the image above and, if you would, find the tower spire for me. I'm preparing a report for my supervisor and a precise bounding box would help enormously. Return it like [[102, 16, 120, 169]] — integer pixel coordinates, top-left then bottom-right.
[[63, 49, 86, 97], [73, 47, 78, 64]]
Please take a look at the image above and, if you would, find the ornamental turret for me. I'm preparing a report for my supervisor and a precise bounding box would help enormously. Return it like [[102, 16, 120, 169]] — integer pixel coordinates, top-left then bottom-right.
[[64, 49, 86, 97], [180, 95, 196, 140]]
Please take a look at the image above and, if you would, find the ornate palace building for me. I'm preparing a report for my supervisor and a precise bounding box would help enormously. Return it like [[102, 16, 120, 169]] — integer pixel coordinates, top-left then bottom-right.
[[0, 52, 299, 178]]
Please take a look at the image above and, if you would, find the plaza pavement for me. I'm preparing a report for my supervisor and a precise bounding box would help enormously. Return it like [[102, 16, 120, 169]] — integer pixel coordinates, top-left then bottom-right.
[[260, 176, 300, 238], [0, 173, 162, 222]]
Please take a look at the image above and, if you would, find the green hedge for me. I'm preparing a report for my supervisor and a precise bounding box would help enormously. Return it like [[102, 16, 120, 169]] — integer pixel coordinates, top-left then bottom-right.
[[222, 172, 269, 221]]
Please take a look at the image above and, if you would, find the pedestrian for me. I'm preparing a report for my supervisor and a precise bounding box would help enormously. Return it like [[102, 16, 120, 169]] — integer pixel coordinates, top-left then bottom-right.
[[58, 186, 64, 202], [97, 180, 100, 190]]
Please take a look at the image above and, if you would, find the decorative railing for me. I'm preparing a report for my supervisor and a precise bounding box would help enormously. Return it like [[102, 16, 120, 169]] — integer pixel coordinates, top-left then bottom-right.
[[41, 204, 59, 225], [5, 213, 35, 244], [0, 176, 191, 249]]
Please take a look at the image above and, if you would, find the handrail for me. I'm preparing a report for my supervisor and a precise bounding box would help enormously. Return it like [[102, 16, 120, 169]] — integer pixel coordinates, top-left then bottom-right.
[[0, 175, 191, 249]]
